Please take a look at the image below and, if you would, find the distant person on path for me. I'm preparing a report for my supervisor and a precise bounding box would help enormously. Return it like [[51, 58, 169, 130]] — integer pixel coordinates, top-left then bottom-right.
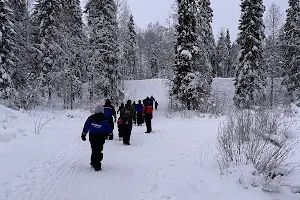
[[150, 95, 155, 107], [155, 101, 158, 110], [143, 100, 153, 133], [120, 100, 136, 145], [103, 99, 117, 140], [117, 103, 124, 114], [135, 100, 144, 126], [81, 105, 112, 171], [143, 97, 150, 106], [132, 101, 137, 125]]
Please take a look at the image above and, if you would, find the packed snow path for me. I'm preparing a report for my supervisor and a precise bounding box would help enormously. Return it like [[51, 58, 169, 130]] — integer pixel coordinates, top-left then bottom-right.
[[1, 79, 299, 200]]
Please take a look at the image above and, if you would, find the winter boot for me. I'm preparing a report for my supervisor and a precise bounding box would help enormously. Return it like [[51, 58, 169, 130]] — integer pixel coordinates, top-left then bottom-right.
[[94, 163, 102, 171]]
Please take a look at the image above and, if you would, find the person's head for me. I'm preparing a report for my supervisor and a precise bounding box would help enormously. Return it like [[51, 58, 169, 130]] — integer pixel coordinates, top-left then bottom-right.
[[126, 100, 132, 106], [105, 99, 111, 105], [138, 100, 141, 104], [121, 103, 124, 106], [94, 105, 104, 114]]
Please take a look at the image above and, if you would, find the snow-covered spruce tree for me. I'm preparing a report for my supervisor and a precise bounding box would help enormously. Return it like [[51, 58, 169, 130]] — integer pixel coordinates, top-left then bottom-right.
[[189, 0, 213, 109], [264, 2, 284, 106], [0, 0, 16, 101], [86, 0, 123, 103], [282, 0, 300, 105], [225, 29, 233, 77], [124, 14, 137, 79], [225, 29, 231, 54], [228, 42, 240, 77], [172, 0, 198, 109], [234, 0, 266, 109], [33, 0, 62, 102], [116, 0, 131, 79], [58, 0, 85, 109], [8, 0, 32, 108], [215, 30, 229, 77]]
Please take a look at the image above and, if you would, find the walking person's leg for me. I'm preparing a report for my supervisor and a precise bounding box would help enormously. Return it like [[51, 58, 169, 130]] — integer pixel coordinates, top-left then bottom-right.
[[89, 134, 96, 166], [94, 135, 105, 171], [149, 117, 152, 132], [122, 124, 129, 145], [109, 118, 114, 140], [145, 117, 150, 133]]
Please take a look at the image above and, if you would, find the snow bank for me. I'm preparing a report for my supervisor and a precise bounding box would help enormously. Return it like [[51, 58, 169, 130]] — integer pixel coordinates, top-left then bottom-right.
[[0, 105, 28, 143]]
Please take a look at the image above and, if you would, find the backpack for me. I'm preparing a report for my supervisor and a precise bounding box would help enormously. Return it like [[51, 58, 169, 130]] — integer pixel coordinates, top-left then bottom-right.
[[122, 106, 132, 121], [145, 105, 153, 114]]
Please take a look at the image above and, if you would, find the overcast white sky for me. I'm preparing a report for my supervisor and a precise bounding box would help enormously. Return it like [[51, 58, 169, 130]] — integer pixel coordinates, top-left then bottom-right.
[[80, 0, 288, 40]]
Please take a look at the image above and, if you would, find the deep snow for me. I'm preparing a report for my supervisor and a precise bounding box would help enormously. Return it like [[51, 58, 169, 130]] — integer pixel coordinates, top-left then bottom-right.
[[0, 79, 299, 200]]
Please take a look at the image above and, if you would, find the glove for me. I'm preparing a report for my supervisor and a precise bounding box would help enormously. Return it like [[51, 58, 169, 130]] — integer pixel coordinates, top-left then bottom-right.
[[81, 134, 86, 141]]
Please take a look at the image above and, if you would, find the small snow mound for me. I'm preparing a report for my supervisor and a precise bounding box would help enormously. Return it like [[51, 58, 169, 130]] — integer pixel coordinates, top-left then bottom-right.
[[290, 186, 300, 194], [0, 104, 30, 143], [181, 50, 192, 59], [0, 131, 16, 142]]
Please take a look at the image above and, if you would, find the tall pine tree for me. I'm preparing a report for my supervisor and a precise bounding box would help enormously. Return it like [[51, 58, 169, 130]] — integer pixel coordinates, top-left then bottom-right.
[[33, 0, 62, 101], [8, 0, 31, 108], [124, 14, 137, 79], [234, 0, 265, 109], [215, 30, 228, 77], [86, 0, 123, 103], [193, 0, 213, 100], [0, 0, 16, 100], [225, 29, 233, 77], [172, 0, 198, 109], [59, 0, 85, 109], [282, 0, 300, 105]]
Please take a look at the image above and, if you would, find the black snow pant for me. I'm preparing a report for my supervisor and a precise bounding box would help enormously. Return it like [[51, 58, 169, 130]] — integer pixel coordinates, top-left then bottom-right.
[[137, 112, 144, 125], [108, 117, 114, 140], [122, 122, 133, 144], [118, 126, 123, 138], [144, 114, 152, 133], [89, 134, 106, 168]]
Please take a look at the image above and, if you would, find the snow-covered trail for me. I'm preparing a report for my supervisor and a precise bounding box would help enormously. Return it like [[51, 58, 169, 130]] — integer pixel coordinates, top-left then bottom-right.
[[3, 111, 298, 200]]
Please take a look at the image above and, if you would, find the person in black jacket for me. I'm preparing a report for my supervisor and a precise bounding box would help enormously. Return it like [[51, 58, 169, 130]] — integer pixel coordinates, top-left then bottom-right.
[[81, 105, 112, 171], [120, 100, 136, 145]]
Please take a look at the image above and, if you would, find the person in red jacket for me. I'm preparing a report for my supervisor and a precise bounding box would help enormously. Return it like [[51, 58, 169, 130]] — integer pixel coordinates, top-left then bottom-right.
[[143, 99, 153, 133]]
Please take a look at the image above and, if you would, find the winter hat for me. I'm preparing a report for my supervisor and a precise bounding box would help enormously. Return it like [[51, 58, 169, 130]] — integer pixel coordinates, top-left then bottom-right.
[[105, 99, 111, 105], [94, 105, 104, 114]]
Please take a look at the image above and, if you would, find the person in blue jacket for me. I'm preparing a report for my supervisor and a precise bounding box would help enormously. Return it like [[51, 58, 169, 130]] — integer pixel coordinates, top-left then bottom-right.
[[81, 105, 112, 171], [135, 100, 144, 126], [149, 95, 155, 107], [103, 99, 117, 140]]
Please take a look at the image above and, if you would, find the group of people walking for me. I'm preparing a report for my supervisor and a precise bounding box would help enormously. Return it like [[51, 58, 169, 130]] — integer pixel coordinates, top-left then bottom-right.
[[81, 96, 158, 171]]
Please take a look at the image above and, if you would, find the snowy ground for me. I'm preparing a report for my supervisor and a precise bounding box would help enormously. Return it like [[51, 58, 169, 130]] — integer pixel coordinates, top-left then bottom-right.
[[1, 79, 300, 200]]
